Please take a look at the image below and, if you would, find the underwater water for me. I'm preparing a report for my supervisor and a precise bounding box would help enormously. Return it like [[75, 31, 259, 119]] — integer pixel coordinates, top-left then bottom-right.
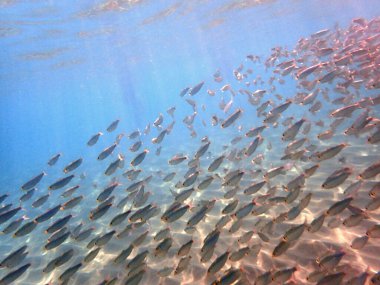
[[1, 0, 380, 284]]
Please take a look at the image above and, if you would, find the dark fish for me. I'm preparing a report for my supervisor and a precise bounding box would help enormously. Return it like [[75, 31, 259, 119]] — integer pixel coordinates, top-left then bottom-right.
[[0, 207, 22, 225], [0, 194, 8, 204], [61, 185, 80, 197], [131, 150, 149, 166], [58, 262, 82, 282], [179, 87, 190, 97], [152, 130, 167, 144], [0, 204, 12, 215], [43, 249, 74, 273], [63, 158, 83, 173], [0, 245, 27, 268], [189, 81, 204, 96], [45, 215, 72, 234], [0, 263, 31, 285], [61, 195, 83, 210], [221, 109, 242, 128], [110, 210, 131, 226], [44, 231, 70, 250], [48, 153, 61, 166], [322, 167, 352, 189], [74, 227, 94, 242], [195, 141, 211, 159], [35, 204, 61, 223], [89, 203, 112, 221], [97, 183, 120, 202], [21, 172, 46, 190], [1, 217, 24, 235], [19, 188, 35, 202], [98, 143, 118, 160], [32, 194, 50, 208], [48, 175, 75, 190], [107, 119, 120, 132], [87, 132, 103, 146], [13, 221, 37, 237]]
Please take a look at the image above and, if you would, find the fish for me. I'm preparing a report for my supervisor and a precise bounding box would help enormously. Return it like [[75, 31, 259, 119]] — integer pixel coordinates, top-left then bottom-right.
[[113, 245, 133, 264], [131, 150, 149, 166], [189, 81, 204, 96], [63, 158, 83, 173], [282, 118, 306, 141], [221, 109, 242, 128], [1, 217, 24, 235], [43, 249, 74, 273], [153, 113, 164, 127], [48, 175, 75, 190], [87, 132, 103, 146], [106, 119, 120, 132], [32, 194, 50, 208], [45, 214, 72, 234], [84, 247, 101, 263], [208, 251, 229, 274], [89, 201, 112, 221], [21, 172, 46, 190], [0, 246, 28, 268], [97, 183, 120, 202], [19, 188, 35, 202], [207, 156, 225, 173], [48, 153, 61, 166], [358, 160, 380, 179], [168, 154, 187, 165], [0, 263, 31, 285], [174, 255, 192, 275], [58, 262, 82, 282], [0, 207, 22, 225], [98, 143, 118, 160], [322, 167, 352, 189]]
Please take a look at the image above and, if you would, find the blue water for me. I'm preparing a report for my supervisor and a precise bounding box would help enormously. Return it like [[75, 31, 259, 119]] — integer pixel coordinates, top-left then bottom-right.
[[1, 0, 380, 284], [1, 0, 379, 190]]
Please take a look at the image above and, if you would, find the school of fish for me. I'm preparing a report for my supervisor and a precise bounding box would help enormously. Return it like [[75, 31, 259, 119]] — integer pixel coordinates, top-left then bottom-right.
[[1, 16, 380, 285]]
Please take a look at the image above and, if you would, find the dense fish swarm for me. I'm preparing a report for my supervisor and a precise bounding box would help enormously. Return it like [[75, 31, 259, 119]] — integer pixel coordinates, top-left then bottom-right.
[[2, 17, 380, 285]]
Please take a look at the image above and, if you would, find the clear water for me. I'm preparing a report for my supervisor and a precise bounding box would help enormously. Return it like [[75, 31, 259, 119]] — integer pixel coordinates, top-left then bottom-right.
[[1, 0, 380, 284]]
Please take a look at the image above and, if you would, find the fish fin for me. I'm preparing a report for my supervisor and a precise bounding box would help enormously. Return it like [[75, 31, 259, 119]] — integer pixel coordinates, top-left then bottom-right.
[[169, 189, 177, 197]]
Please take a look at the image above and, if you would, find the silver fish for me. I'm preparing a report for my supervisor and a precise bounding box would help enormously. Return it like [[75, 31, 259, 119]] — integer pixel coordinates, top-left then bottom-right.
[[221, 109, 242, 128], [0, 246, 28, 268], [359, 160, 380, 179], [61, 195, 83, 210], [282, 118, 306, 141], [189, 81, 204, 96], [114, 245, 134, 264], [35, 204, 61, 223], [87, 132, 103, 146], [130, 150, 149, 166], [63, 158, 83, 173], [48, 153, 61, 166], [84, 247, 101, 263], [98, 143, 117, 160], [48, 175, 75, 190], [174, 255, 192, 275], [326, 197, 353, 216], [32, 194, 50, 208], [21, 172, 46, 190], [19, 188, 35, 202], [322, 167, 352, 188], [0, 263, 31, 285], [58, 262, 82, 282], [44, 231, 70, 250], [208, 251, 229, 274], [106, 119, 120, 132], [45, 214, 72, 234]]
